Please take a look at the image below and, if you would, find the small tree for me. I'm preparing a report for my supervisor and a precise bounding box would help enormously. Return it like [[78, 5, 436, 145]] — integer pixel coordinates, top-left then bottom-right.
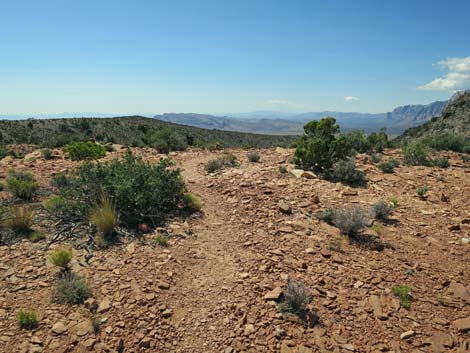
[[294, 117, 351, 172]]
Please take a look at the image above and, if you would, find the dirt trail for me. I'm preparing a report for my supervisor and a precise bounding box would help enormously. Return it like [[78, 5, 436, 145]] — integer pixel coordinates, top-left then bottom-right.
[[167, 152, 253, 352]]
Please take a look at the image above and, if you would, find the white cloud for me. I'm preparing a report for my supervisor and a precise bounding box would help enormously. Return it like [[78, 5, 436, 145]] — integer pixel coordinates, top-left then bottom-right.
[[418, 57, 470, 91], [344, 96, 359, 101]]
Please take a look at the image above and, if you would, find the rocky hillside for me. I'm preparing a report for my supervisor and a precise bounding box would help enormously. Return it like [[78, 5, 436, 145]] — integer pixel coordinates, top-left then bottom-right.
[[0, 116, 297, 148], [0, 145, 469, 352], [399, 90, 470, 141]]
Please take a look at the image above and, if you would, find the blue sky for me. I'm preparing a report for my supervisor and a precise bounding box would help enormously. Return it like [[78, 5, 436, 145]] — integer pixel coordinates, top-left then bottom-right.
[[1, 0, 469, 115]]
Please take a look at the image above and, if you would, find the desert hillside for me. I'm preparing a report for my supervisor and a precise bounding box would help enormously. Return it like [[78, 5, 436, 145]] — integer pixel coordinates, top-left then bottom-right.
[[0, 142, 469, 353]]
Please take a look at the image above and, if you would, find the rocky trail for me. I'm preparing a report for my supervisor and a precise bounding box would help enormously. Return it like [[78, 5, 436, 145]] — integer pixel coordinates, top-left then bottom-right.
[[0, 146, 469, 352]]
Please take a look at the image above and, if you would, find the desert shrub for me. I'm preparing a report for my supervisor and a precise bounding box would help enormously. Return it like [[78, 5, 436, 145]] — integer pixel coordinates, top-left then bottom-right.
[[63, 142, 106, 161], [17, 309, 38, 330], [53, 272, 91, 304], [416, 185, 429, 199], [333, 206, 369, 236], [90, 197, 117, 239], [403, 142, 431, 166], [462, 154, 470, 163], [370, 153, 382, 163], [154, 234, 169, 247], [0, 145, 7, 160], [391, 285, 412, 309], [43, 195, 68, 214], [146, 128, 187, 153], [41, 148, 53, 160], [50, 173, 70, 188], [366, 130, 389, 153], [278, 279, 311, 315], [327, 237, 344, 252], [372, 200, 394, 220], [294, 117, 352, 172], [330, 158, 365, 185], [3, 206, 34, 234], [422, 133, 468, 152], [6, 171, 38, 200], [89, 314, 101, 333], [377, 158, 400, 173], [182, 193, 203, 212], [59, 152, 185, 227], [29, 232, 46, 242], [205, 153, 238, 173], [432, 158, 449, 168], [247, 151, 261, 162], [0, 182, 4, 191], [318, 208, 336, 224], [49, 248, 72, 270]]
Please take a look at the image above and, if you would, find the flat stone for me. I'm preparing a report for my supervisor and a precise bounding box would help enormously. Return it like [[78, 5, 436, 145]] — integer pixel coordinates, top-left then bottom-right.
[[264, 287, 283, 300], [400, 330, 415, 340], [158, 281, 170, 290], [452, 317, 470, 333], [97, 297, 111, 313], [51, 322, 67, 335], [278, 201, 292, 214]]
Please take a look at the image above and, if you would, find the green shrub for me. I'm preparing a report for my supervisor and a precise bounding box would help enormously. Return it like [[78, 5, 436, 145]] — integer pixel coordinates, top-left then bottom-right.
[[90, 197, 117, 239], [29, 232, 46, 242], [370, 153, 382, 163], [50, 173, 70, 188], [3, 206, 34, 234], [59, 152, 185, 227], [391, 285, 412, 309], [146, 128, 187, 153], [247, 151, 261, 162], [154, 234, 169, 247], [330, 159, 365, 185], [318, 208, 336, 224], [53, 272, 91, 304], [205, 153, 238, 173], [278, 280, 311, 315], [421, 133, 468, 152], [403, 142, 431, 166], [333, 206, 368, 236], [183, 193, 203, 212], [17, 309, 38, 330], [294, 117, 352, 172], [6, 171, 38, 200], [416, 185, 429, 199], [63, 142, 106, 161], [49, 248, 72, 270], [0, 145, 8, 160], [432, 158, 449, 168], [372, 200, 394, 220], [43, 195, 68, 213], [462, 154, 470, 163], [41, 148, 53, 160]]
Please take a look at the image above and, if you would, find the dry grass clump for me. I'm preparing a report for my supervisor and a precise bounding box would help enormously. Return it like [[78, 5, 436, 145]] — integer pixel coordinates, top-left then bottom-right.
[[90, 197, 118, 240]]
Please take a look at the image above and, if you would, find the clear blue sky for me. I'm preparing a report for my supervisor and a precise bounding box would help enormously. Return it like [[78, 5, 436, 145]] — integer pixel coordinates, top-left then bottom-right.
[[1, 0, 469, 115]]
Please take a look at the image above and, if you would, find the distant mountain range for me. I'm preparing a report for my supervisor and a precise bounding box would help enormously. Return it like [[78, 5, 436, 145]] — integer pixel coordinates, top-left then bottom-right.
[[0, 100, 448, 136], [154, 100, 448, 135]]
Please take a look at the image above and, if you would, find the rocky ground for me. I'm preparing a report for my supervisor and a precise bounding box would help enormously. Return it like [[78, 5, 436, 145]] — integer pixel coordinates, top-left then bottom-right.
[[0, 146, 469, 353]]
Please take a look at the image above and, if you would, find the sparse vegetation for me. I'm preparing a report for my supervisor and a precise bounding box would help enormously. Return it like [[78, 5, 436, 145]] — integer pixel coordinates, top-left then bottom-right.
[[49, 248, 73, 270], [6, 170, 39, 200], [90, 197, 118, 240], [377, 158, 400, 173], [391, 285, 412, 309], [331, 158, 365, 185], [17, 309, 39, 330], [29, 231, 46, 242], [53, 272, 91, 304], [43, 195, 68, 214], [278, 279, 311, 315], [389, 196, 400, 208], [403, 142, 431, 166], [3, 206, 34, 234], [333, 206, 369, 236], [432, 157, 449, 168], [205, 153, 239, 173], [41, 148, 53, 160], [183, 193, 203, 212], [154, 234, 169, 247], [146, 127, 187, 153], [370, 153, 382, 163], [63, 141, 106, 161], [327, 237, 344, 252], [416, 185, 429, 199], [318, 208, 336, 225], [247, 151, 261, 162], [372, 200, 394, 220], [50, 173, 70, 188]]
